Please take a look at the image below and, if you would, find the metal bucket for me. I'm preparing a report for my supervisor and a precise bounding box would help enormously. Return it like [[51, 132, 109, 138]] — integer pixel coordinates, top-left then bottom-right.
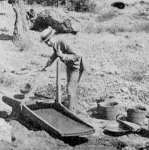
[[97, 101, 121, 120], [127, 105, 147, 125]]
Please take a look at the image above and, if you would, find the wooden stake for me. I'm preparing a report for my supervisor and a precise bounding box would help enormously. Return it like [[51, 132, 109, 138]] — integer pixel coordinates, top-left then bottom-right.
[[56, 58, 61, 103]]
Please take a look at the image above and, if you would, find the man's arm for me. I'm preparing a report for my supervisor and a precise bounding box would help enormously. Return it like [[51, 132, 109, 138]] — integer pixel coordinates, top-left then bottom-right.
[[41, 52, 57, 71], [53, 40, 82, 69], [53, 40, 76, 62], [59, 53, 79, 63]]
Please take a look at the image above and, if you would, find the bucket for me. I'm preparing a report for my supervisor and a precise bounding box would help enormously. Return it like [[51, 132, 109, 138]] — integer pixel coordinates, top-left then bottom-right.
[[145, 113, 149, 130], [127, 105, 147, 125], [97, 101, 121, 120]]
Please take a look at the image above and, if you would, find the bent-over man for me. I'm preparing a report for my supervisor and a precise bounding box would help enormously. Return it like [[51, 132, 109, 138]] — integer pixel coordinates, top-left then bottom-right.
[[40, 27, 84, 112]]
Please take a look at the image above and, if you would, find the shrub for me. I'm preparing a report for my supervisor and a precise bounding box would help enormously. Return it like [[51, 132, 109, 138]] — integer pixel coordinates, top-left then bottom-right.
[[25, 0, 59, 6], [25, 0, 96, 12], [66, 0, 96, 12]]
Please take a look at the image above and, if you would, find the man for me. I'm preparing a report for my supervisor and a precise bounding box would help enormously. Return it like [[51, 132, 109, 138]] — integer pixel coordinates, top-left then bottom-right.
[[40, 27, 84, 112]]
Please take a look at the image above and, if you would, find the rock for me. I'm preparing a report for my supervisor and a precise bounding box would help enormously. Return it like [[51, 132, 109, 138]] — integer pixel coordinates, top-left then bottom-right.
[[13, 94, 25, 100], [20, 83, 31, 94], [120, 87, 129, 93]]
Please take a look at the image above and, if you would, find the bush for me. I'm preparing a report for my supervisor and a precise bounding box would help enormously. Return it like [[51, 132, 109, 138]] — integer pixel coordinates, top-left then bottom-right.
[[30, 9, 77, 33], [86, 0, 96, 12], [25, 0, 59, 6], [66, 0, 91, 12], [25, 0, 96, 12]]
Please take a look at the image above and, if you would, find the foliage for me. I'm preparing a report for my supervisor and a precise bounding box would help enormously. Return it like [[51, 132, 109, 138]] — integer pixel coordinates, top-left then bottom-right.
[[24, 0, 96, 12], [25, 0, 64, 6]]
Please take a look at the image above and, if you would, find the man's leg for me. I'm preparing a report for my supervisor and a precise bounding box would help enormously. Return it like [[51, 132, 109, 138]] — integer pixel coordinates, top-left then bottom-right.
[[66, 68, 79, 112]]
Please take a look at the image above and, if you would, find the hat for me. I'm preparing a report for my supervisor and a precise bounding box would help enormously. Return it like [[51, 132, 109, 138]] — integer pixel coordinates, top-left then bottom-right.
[[40, 26, 55, 42]]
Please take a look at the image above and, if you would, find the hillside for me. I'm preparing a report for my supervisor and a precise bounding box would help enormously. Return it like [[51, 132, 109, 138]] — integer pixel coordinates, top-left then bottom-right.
[[1, 0, 149, 149]]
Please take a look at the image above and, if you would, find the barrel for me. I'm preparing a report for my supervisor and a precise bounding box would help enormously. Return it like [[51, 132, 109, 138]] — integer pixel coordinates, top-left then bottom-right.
[[97, 101, 121, 120], [127, 105, 147, 125]]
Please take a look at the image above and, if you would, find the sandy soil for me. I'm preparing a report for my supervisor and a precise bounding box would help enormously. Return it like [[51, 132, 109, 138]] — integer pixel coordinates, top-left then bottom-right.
[[1, 0, 149, 149]]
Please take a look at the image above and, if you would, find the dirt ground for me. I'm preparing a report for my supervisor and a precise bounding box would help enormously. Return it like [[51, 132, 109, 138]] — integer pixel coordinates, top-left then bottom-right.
[[1, 0, 149, 149]]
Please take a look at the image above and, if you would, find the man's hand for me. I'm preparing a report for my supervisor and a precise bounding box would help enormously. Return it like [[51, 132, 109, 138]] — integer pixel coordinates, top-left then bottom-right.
[[41, 52, 57, 72], [56, 49, 62, 57], [41, 67, 47, 72], [53, 46, 62, 58]]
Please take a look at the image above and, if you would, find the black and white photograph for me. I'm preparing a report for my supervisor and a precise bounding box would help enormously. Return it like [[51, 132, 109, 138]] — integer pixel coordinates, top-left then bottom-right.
[[0, 0, 149, 149]]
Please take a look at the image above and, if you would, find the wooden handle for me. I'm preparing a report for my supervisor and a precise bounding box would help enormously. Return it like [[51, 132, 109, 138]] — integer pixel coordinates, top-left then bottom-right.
[[56, 58, 61, 103]]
